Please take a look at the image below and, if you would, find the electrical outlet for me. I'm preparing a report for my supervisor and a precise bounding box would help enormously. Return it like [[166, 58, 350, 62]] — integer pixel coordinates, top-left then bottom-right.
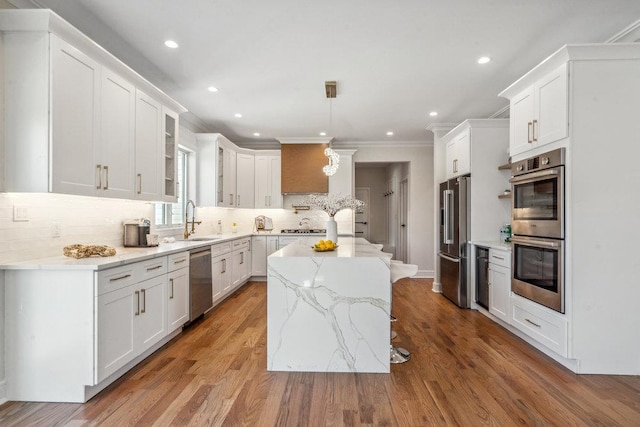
[[51, 222, 61, 238], [13, 205, 29, 222]]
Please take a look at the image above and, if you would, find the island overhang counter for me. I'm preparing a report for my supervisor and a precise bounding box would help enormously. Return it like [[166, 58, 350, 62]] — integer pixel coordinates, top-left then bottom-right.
[[267, 237, 392, 373]]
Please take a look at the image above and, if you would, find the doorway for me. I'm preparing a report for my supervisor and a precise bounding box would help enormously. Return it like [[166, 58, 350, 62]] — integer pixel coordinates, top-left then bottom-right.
[[354, 187, 370, 241]]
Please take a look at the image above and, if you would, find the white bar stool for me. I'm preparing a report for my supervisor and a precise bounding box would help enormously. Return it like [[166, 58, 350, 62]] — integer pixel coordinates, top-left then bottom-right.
[[390, 262, 418, 364]]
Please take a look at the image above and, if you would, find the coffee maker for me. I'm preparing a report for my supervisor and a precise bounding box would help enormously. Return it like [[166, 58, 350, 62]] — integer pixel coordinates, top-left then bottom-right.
[[123, 218, 151, 247]]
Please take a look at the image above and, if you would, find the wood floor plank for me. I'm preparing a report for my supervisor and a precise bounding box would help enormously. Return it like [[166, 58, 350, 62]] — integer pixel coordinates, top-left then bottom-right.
[[2, 279, 640, 426]]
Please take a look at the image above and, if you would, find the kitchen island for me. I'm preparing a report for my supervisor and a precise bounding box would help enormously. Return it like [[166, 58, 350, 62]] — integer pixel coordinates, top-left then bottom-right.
[[267, 237, 392, 373]]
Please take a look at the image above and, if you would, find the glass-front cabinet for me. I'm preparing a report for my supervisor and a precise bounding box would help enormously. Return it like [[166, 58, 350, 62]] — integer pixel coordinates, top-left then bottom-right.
[[162, 107, 179, 202]]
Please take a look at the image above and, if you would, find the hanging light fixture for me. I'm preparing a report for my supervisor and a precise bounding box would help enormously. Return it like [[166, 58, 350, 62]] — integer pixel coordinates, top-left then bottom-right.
[[323, 81, 340, 176]]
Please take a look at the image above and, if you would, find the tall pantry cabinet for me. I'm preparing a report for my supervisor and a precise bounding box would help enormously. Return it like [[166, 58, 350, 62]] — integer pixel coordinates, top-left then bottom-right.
[[0, 10, 186, 201]]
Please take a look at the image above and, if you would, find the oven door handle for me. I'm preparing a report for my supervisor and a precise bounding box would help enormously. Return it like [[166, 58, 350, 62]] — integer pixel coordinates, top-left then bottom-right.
[[510, 168, 559, 184], [511, 236, 560, 248]]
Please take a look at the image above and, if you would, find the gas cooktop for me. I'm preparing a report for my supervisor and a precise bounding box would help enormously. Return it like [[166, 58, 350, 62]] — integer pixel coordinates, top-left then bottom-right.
[[280, 229, 326, 234]]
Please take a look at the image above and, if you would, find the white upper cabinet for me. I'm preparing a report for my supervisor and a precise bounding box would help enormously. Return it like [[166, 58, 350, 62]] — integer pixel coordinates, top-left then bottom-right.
[[196, 133, 257, 208], [236, 152, 255, 208], [50, 35, 101, 196], [135, 90, 163, 201], [502, 63, 568, 156], [254, 154, 282, 208], [0, 10, 186, 199], [444, 131, 470, 179], [162, 107, 180, 202]]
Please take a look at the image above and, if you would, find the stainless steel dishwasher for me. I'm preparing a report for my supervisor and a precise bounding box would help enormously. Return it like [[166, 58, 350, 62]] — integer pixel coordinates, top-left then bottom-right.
[[189, 247, 213, 321]]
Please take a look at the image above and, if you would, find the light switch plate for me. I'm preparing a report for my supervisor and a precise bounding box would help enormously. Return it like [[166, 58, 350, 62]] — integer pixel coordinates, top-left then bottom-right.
[[13, 205, 29, 222]]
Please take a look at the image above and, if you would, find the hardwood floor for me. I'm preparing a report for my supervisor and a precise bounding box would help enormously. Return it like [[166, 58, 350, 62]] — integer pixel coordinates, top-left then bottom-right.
[[2, 279, 640, 426]]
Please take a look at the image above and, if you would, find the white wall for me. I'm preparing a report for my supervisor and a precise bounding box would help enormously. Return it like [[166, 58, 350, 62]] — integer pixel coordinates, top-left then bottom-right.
[[348, 144, 434, 277]]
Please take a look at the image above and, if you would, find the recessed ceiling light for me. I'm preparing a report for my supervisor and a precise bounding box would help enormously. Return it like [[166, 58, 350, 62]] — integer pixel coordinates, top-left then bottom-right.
[[164, 40, 179, 49], [319, 132, 327, 136], [207, 86, 218, 92], [477, 56, 491, 64], [234, 113, 242, 118], [386, 131, 394, 136], [253, 132, 260, 137], [429, 111, 438, 117]]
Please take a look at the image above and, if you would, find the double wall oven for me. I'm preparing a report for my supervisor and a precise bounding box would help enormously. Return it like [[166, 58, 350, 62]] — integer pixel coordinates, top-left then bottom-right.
[[510, 148, 565, 313]]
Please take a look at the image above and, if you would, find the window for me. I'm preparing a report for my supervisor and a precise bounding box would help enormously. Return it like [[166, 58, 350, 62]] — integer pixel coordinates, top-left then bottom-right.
[[155, 147, 189, 228]]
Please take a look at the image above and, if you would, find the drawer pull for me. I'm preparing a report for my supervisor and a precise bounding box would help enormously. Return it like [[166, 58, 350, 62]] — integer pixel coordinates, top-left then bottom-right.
[[525, 318, 541, 328], [110, 274, 131, 282], [146, 265, 163, 271], [492, 255, 505, 261], [173, 259, 187, 264]]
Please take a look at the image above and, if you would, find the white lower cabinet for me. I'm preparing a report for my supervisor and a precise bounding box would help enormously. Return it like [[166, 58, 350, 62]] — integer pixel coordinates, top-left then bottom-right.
[[212, 252, 231, 303], [167, 252, 189, 333], [96, 260, 168, 383], [511, 293, 568, 358], [488, 248, 511, 323], [231, 238, 251, 288], [251, 236, 267, 276]]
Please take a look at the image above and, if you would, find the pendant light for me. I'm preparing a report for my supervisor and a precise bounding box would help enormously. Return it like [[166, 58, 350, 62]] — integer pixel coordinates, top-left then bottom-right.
[[323, 81, 340, 176]]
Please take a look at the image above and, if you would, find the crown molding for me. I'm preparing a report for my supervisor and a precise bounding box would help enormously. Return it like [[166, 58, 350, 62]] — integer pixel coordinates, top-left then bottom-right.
[[277, 137, 333, 145], [608, 18, 640, 43], [333, 140, 432, 149]]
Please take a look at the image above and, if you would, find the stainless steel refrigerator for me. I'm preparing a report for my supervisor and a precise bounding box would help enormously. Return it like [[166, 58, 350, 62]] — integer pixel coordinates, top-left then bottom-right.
[[439, 176, 470, 308]]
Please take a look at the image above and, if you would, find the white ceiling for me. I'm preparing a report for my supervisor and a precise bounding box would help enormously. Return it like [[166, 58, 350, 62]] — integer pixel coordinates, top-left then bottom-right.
[[22, 0, 640, 146]]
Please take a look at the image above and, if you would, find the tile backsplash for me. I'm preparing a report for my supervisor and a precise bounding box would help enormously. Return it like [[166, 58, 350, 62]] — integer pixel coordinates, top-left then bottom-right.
[[0, 193, 354, 264]]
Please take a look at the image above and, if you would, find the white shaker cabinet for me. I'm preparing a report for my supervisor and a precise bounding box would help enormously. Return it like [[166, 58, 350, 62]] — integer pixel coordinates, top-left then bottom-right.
[[162, 107, 180, 202], [0, 10, 186, 199], [231, 238, 251, 289], [488, 248, 511, 324], [236, 152, 255, 208], [212, 253, 232, 303], [251, 236, 267, 276], [135, 90, 163, 201], [255, 154, 282, 208], [50, 35, 101, 196], [444, 131, 471, 179], [167, 252, 189, 333], [504, 63, 568, 157]]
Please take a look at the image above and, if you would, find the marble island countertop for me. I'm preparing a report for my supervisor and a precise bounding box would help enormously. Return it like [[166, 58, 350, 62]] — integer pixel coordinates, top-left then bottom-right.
[[0, 232, 254, 270], [270, 236, 392, 258], [267, 237, 392, 373]]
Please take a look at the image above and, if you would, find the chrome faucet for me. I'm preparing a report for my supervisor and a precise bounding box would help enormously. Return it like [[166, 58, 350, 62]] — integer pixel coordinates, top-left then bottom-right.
[[184, 199, 202, 239], [299, 217, 311, 229]]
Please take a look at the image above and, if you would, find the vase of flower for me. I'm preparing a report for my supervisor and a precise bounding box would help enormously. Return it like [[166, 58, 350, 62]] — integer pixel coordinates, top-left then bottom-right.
[[325, 216, 338, 243], [303, 193, 366, 244]]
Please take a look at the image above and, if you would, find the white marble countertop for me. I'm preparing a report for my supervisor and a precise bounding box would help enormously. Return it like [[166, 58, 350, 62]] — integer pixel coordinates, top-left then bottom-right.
[[270, 237, 392, 258], [0, 232, 253, 271], [471, 240, 512, 251]]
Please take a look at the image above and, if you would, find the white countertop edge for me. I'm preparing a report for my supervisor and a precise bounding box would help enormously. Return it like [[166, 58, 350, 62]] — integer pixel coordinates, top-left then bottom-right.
[[1, 232, 254, 271], [471, 241, 512, 251]]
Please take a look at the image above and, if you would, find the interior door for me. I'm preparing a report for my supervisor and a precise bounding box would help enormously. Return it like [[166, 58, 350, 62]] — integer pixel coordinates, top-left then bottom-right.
[[354, 187, 370, 241]]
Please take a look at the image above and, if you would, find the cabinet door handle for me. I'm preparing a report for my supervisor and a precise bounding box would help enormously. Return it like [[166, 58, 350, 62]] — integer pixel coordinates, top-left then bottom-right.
[[532, 119, 538, 142], [103, 165, 109, 190], [141, 288, 146, 314], [525, 318, 541, 328], [176, 181, 179, 196], [527, 122, 533, 143], [110, 274, 131, 282], [222, 258, 226, 274], [237, 194, 241, 207], [135, 290, 140, 316], [146, 265, 163, 271], [265, 195, 268, 206], [240, 252, 244, 264], [96, 164, 102, 189], [169, 278, 174, 299], [137, 173, 142, 194], [269, 195, 272, 206]]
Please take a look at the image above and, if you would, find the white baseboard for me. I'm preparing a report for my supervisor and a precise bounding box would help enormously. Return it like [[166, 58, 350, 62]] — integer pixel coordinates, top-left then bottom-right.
[[0, 379, 7, 405], [431, 281, 442, 293], [414, 270, 433, 279]]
